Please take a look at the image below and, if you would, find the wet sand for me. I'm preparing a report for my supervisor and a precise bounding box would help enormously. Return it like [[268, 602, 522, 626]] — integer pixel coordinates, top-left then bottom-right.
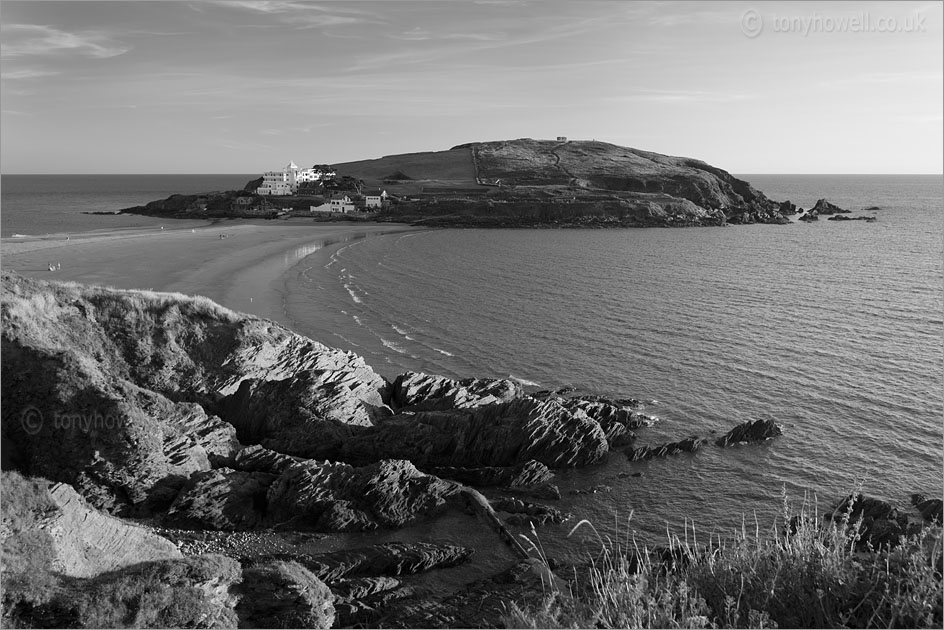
[[1, 220, 419, 321]]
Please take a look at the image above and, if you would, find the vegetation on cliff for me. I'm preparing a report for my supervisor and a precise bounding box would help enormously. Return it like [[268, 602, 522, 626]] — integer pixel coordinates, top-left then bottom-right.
[[506, 492, 942, 629]]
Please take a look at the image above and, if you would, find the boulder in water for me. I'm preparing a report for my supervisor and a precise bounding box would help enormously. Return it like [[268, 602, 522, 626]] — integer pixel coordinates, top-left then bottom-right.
[[715, 419, 782, 447]]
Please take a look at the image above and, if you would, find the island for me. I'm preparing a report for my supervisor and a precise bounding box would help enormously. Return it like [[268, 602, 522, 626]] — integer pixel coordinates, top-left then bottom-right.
[[119, 138, 801, 228]]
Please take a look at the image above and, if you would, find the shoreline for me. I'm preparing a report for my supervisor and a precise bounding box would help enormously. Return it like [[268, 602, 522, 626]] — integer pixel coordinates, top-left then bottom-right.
[[1, 219, 421, 322]]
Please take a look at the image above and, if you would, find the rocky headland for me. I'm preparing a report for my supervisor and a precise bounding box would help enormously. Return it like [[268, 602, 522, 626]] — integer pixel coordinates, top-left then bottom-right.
[[118, 139, 809, 228], [1, 273, 936, 628]]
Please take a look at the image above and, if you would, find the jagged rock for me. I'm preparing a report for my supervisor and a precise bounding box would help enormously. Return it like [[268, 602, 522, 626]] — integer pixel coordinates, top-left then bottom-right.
[[911, 493, 943, 524], [427, 459, 553, 488], [798, 210, 819, 222], [1, 336, 241, 513], [511, 482, 562, 501], [626, 436, 706, 460], [328, 577, 409, 627], [333, 584, 416, 628], [530, 386, 579, 399], [779, 200, 798, 215], [168, 468, 277, 531], [811, 198, 849, 215], [492, 496, 570, 526], [266, 459, 462, 532], [284, 542, 473, 583], [218, 373, 389, 460], [392, 371, 522, 410], [329, 576, 402, 600], [236, 559, 335, 629], [0, 273, 390, 512], [827, 494, 908, 548], [232, 444, 303, 475], [169, 459, 462, 533], [554, 397, 648, 447], [715, 419, 782, 447], [340, 398, 610, 469]]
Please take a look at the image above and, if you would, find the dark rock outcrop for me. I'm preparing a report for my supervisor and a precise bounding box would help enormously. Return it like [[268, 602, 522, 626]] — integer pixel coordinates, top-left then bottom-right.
[[779, 200, 798, 215], [827, 215, 877, 222], [911, 493, 943, 524], [218, 372, 390, 460], [810, 198, 849, 215], [391, 371, 522, 410], [338, 397, 610, 469], [626, 435, 707, 460], [426, 459, 553, 488], [827, 494, 908, 549], [168, 468, 278, 531], [266, 459, 460, 532], [286, 542, 474, 583], [554, 396, 650, 447], [232, 444, 302, 475], [0, 273, 387, 514], [491, 496, 571, 526], [715, 419, 783, 447], [170, 458, 462, 532]]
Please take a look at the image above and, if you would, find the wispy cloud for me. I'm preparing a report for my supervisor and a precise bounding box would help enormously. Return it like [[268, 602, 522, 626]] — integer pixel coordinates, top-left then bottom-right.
[[388, 27, 505, 42], [0, 24, 130, 59], [213, 1, 376, 29], [0, 68, 59, 81]]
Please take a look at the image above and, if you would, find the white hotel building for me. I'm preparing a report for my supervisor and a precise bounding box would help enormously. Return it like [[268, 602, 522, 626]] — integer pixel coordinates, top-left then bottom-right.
[[256, 162, 336, 196]]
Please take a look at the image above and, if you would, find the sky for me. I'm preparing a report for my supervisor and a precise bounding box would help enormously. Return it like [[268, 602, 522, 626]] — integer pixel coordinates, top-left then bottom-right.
[[1, 0, 941, 174]]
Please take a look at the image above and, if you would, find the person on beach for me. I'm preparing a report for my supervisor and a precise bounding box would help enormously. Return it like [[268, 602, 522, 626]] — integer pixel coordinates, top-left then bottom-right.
[[48, 263, 54, 271], [56, 263, 61, 271]]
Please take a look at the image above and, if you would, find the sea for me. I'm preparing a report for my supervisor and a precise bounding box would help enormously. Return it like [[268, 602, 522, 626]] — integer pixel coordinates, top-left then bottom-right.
[[2, 173, 942, 582]]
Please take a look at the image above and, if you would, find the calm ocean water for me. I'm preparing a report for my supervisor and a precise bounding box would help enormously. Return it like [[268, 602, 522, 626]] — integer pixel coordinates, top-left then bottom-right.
[[3, 174, 942, 580], [274, 174, 943, 569], [0, 174, 256, 237]]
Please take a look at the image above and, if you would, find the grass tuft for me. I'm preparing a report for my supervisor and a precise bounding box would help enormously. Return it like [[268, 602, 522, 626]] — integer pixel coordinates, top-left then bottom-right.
[[505, 489, 943, 629]]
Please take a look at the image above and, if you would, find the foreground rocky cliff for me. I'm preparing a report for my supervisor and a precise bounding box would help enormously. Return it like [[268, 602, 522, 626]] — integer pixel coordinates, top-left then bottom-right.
[[1, 272, 646, 626], [3, 273, 927, 628]]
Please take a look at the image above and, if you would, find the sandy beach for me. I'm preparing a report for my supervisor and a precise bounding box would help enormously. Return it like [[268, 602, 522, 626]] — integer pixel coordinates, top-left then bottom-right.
[[1, 220, 420, 322]]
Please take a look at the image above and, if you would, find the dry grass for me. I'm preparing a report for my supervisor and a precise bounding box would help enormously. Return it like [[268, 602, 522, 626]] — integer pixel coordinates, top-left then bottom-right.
[[505, 490, 943, 629], [332, 147, 477, 189]]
